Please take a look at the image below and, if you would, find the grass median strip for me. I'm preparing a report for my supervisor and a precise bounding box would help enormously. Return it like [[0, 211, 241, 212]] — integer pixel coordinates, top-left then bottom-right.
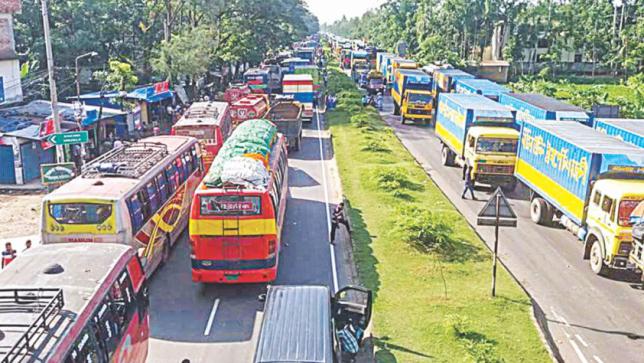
[[326, 68, 550, 363]]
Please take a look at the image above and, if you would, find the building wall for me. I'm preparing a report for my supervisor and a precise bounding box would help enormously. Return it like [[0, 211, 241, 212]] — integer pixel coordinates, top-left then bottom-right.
[[0, 11, 22, 105]]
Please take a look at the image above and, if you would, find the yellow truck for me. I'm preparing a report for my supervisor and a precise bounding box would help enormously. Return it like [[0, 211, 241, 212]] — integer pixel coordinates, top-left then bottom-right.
[[435, 93, 519, 188], [391, 69, 434, 124], [515, 121, 644, 274]]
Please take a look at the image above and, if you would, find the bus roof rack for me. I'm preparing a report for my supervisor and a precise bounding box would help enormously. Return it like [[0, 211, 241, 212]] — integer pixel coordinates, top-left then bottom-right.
[[82, 141, 168, 179], [0, 288, 65, 363]]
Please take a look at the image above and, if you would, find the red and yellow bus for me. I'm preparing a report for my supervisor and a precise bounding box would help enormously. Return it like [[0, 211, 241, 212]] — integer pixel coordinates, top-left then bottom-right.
[[41, 136, 202, 277], [189, 123, 288, 284], [0, 243, 149, 363], [172, 101, 233, 169]]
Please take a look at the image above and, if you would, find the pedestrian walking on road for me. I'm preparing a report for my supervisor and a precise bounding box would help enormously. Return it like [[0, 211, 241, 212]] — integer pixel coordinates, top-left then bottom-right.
[[330, 202, 351, 243], [462, 165, 476, 200], [2, 242, 17, 268]]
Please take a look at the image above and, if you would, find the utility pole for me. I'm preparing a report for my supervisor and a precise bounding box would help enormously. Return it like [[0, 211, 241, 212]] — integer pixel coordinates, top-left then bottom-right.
[[40, 0, 64, 163]]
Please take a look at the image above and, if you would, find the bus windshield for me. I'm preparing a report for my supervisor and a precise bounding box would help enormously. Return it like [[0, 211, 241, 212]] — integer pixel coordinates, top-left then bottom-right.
[[200, 195, 261, 216], [173, 125, 217, 141], [49, 203, 113, 224], [476, 138, 518, 153]]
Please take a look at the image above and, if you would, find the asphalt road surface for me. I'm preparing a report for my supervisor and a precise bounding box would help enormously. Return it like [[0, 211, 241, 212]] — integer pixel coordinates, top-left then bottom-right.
[[147, 110, 352, 363], [379, 95, 644, 363]]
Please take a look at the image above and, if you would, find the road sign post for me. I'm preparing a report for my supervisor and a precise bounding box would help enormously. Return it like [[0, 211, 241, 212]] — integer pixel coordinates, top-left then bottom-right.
[[477, 187, 517, 297], [47, 131, 89, 146], [41, 162, 77, 185]]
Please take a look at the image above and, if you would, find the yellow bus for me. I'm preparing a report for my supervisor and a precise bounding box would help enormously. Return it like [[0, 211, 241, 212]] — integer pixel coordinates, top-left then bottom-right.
[[41, 136, 203, 276]]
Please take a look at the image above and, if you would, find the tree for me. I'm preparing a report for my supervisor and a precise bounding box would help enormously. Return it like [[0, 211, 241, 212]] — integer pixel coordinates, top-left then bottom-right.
[[93, 59, 139, 91]]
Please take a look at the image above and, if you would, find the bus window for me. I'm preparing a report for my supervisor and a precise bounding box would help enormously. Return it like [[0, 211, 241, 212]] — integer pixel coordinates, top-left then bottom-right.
[[146, 181, 160, 212], [64, 327, 103, 363], [92, 296, 122, 356], [166, 164, 179, 192], [109, 270, 136, 333], [49, 203, 112, 225], [175, 158, 187, 183], [184, 152, 193, 174], [200, 195, 261, 216], [137, 189, 152, 223], [127, 195, 144, 232], [191, 146, 201, 171], [156, 173, 169, 203]]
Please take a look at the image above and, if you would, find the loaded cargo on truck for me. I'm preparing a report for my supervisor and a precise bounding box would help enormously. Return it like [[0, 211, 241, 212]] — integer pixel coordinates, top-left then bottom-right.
[[515, 121, 644, 274], [454, 78, 510, 101], [283, 74, 314, 120], [499, 93, 591, 126], [391, 69, 433, 124], [432, 69, 475, 97], [435, 94, 519, 188], [593, 119, 644, 148], [266, 96, 303, 151]]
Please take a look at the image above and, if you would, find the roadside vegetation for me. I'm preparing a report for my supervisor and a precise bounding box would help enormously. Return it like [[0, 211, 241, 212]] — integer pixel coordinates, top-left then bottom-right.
[[511, 73, 644, 118], [326, 68, 550, 363]]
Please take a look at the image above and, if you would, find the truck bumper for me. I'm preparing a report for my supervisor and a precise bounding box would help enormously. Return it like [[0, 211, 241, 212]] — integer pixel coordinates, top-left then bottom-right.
[[404, 113, 432, 123], [192, 267, 277, 284], [474, 174, 515, 186]]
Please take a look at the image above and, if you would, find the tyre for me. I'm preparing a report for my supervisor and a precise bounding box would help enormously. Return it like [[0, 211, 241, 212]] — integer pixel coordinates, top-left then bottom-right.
[[589, 239, 608, 275], [295, 137, 301, 151], [161, 240, 170, 265], [441, 146, 454, 166], [393, 103, 400, 116], [530, 198, 550, 225], [401, 115, 406, 124]]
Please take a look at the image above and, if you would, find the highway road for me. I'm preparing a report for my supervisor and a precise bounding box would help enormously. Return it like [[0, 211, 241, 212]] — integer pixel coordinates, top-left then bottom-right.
[[146, 111, 353, 363], [379, 96, 644, 363]]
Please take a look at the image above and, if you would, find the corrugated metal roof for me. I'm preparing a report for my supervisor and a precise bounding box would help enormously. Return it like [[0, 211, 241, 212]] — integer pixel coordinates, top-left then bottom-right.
[[254, 285, 332, 363], [457, 78, 510, 93], [507, 93, 586, 112], [531, 121, 644, 154]]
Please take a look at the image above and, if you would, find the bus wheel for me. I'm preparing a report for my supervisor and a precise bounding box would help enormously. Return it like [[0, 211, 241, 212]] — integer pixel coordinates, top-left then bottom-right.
[[162, 238, 171, 264], [589, 240, 608, 275]]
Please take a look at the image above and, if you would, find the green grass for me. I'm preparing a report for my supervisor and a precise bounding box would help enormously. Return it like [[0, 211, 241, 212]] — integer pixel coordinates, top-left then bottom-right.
[[327, 68, 550, 363]]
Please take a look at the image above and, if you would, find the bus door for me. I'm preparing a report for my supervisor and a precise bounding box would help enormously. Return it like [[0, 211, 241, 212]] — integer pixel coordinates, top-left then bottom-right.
[[222, 215, 242, 281]]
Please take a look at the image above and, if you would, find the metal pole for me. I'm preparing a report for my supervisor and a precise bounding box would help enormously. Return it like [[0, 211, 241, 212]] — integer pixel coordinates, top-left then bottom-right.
[[492, 193, 500, 297], [40, 0, 64, 163], [75, 57, 80, 100]]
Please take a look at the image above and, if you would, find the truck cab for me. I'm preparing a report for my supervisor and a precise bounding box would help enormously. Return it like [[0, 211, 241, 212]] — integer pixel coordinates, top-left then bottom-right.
[[462, 127, 519, 187], [584, 179, 644, 274], [400, 90, 433, 124]]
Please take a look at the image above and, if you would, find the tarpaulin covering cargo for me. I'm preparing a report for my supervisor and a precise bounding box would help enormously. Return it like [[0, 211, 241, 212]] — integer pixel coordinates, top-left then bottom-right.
[[204, 118, 277, 188], [515, 121, 644, 225], [594, 119, 644, 148]]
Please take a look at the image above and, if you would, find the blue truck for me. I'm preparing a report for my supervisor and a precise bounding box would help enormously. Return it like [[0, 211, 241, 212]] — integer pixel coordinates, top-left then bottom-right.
[[432, 69, 475, 95], [454, 78, 510, 101], [499, 93, 591, 126], [515, 121, 644, 274], [593, 119, 644, 148], [435, 94, 519, 187]]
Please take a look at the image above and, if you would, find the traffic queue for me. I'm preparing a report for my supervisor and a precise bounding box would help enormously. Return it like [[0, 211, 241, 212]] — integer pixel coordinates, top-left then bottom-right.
[[0, 35, 372, 363], [329, 33, 644, 280]]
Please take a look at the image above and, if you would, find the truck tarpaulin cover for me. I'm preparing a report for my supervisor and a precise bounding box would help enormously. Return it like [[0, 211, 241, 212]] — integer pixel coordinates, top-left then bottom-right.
[[204, 118, 277, 188]]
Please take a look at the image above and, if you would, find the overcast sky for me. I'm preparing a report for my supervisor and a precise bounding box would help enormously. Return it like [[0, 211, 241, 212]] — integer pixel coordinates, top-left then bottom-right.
[[306, 0, 385, 24]]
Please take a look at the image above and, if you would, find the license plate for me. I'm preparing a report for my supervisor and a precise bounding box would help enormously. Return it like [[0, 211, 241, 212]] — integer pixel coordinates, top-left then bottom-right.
[[225, 274, 239, 281]]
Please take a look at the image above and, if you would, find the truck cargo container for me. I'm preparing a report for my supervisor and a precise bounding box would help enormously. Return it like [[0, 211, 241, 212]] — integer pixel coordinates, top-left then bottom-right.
[[266, 97, 303, 151], [593, 118, 644, 148], [387, 58, 418, 85], [376, 52, 394, 76], [454, 78, 510, 101], [499, 93, 591, 126], [516, 121, 644, 274], [432, 69, 475, 96], [435, 94, 519, 187], [283, 74, 314, 120], [391, 69, 433, 124], [281, 57, 310, 74]]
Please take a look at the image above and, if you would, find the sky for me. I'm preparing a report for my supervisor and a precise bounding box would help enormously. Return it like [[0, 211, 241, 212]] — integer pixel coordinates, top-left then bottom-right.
[[305, 0, 385, 24]]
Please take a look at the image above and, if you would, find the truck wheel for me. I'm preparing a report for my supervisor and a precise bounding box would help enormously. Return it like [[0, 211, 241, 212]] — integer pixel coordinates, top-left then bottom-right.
[[589, 240, 608, 275], [401, 115, 406, 124], [393, 103, 400, 116], [530, 198, 551, 225], [295, 137, 301, 151], [441, 146, 454, 167]]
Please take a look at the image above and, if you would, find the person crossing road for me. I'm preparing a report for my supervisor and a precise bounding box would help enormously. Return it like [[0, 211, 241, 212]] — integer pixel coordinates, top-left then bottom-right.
[[330, 202, 351, 243]]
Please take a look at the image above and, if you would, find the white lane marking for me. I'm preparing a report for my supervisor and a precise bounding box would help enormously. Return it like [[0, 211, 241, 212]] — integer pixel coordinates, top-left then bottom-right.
[[203, 298, 220, 336], [316, 107, 339, 293], [564, 331, 571, 339], [575, 334, 589, 348], [569, 339, 590, 363], [593, 355, 605, 363], [550, 307, 571, 327]]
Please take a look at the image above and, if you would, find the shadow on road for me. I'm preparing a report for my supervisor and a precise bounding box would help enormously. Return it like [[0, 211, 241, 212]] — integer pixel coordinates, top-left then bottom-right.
[[373, 336, 433, 362], [288, 166, 320, 188]]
